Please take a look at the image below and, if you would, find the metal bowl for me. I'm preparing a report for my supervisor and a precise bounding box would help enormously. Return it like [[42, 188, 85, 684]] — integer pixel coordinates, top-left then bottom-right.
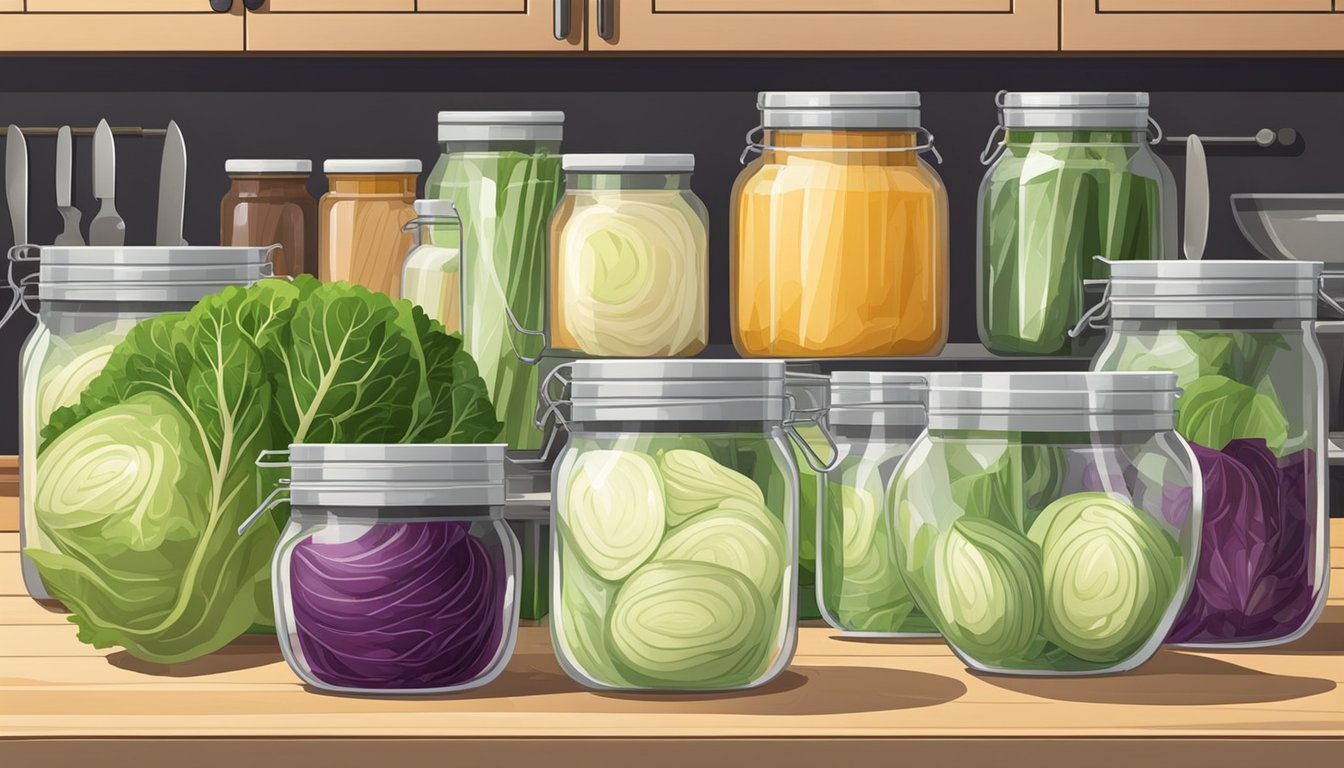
[[1231, 193, 1344, 264]]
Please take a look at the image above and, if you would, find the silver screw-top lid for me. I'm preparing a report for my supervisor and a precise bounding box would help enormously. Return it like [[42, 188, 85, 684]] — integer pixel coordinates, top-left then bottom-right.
[[927, 372, 1179, 433], [829, 372, 929, 428], [284, 443, 507, 509], [1002, 92, 1151, 130], [37, 246, 274, 303], [1107, 259, 1323, 320], [562, 153, 695, 173], [758, 91, 922, 130], [566, 359, 787, 424], [437, 110, 565, 143]]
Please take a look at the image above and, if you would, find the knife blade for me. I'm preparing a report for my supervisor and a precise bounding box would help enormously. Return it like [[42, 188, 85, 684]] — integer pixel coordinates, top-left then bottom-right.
[[156, 120, 187, 247], [89, 119, 125, 247], [1184, 134, 1208, 262], [5, 124, 28, 247], [54, 125, 84, 246]]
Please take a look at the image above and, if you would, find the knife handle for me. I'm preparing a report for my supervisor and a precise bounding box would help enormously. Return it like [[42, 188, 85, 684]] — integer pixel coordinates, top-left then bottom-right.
[[210, 0, 232, 11]]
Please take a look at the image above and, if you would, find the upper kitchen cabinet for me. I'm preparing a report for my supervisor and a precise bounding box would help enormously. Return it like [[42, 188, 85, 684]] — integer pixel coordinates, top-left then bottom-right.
[[244, 0, 584, 52], [586, 0, 1058, 52], [1062, 0, 1344, 52], [0, 1, 243, 52]]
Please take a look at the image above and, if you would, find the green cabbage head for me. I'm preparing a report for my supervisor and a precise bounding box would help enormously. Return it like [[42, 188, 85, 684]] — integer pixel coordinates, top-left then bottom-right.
[[561, 449, 666, 580], [933, 517, 1045, 664], [653, 497, 786, 599], [657, 448, 766, 526]]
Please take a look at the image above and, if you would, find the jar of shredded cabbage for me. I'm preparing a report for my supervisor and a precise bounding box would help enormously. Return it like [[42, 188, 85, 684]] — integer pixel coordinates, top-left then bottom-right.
[[819, 372, 936, 637], [731, 91, 949, 358], [1088, 260, 1328, 648], [250, 443, 520, 695], [549, 154, 708, 358], [4, 245, 273, 603], [544, 359, 834, 691], [888, 372, 1199, 675], [977, 92, 1177, 357]]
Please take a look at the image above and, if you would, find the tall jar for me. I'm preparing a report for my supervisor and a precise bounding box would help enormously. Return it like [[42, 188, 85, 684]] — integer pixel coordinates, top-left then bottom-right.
[[319, 159, 420, 299], [731, 91, 949, 358], [549, 154, 708, 358], [429, 112, 564, 451], [254, 443, 520, 695], [785, 369, 830, 621], [220, 159, 318, 278], [820, 372, 935, 637], [889, 372, 1201, 675], [547, 360, 828, 691], [401, 199, 463, 334], [6, 245, 273, 602], [978, 92, 1177, 356], [1090, 260, 1328, 647]]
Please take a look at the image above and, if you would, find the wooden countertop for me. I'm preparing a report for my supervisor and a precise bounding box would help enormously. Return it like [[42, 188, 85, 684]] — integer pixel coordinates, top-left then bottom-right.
[[2, 495, 1343, 765]]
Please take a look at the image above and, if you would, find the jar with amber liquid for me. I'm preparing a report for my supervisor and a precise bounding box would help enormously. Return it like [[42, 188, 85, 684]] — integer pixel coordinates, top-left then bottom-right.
[[320, 159, 420, 299], [731, 92, 949, 358]]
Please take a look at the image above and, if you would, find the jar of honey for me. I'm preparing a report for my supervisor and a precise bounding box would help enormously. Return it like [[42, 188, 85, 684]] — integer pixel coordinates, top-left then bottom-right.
[[319, 159, 420, 298]]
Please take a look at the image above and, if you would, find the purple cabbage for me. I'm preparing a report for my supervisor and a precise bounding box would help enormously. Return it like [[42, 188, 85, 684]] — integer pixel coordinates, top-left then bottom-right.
[[1168, 439, 1318, 644], [288, 521, 506, 690]]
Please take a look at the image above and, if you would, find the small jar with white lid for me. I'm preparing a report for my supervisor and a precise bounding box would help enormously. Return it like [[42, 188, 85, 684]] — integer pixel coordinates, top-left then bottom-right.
[[253, 443, 520, 695], [401, 198, 463, 334], [319, 159, 421, 299], [888, 372, 1200, 675], [549, 153, 709, 358]]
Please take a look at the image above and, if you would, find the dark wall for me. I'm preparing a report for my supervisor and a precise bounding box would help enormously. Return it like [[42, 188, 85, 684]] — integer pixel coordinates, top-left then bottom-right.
[[3, 57, 1344, 455]]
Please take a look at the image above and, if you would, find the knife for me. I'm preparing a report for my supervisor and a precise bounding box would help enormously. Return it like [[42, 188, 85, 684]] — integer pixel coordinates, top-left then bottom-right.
[[54, 126, 84, 246], [156, 120, 187, 247], [5, 124, 27, 247], [1184, 134, 1208, 262], [89, 119, 125, 247]]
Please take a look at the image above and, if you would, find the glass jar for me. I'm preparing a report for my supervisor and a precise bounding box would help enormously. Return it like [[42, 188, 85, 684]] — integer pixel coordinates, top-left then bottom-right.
[[1090, 260, 1328, 647], [429, 112, 564, 451], [889, 372, 1200, 675], [319, 159, 420, 299], [253, 443, 519, 695], [505, 458, 552, 621], [546, 359, 830, 691], [549, 153, 708, 358], [220, 159, 318, 278], [400, 199, 463, 335], [978, 92, 1178, 357], [731, 91, 949, 358], [5, 245, 273, 602], [820, 372, 936, 637], [785, 369, 830, 621]]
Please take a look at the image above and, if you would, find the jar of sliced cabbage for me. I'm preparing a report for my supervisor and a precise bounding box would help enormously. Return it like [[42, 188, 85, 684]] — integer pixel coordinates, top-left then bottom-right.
[[888, 372, 1200, 676], [819, 372, 935, 637], [549, 154, 708, 358], [544, 359, 834, 691]]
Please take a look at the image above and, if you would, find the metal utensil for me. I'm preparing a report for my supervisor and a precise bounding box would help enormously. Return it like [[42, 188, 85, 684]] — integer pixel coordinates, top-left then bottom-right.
[[1184, 134, 1208, 262], [54, 126, 84, 246], [5, 124, 27, 246], [156, 120, 187, 247], [89, 119, 125, 247]]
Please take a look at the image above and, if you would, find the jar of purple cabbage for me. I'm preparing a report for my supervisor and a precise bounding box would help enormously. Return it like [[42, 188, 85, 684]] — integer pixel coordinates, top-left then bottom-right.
[[1089, 260, 1330, 648], [248, 443, 519, 694]]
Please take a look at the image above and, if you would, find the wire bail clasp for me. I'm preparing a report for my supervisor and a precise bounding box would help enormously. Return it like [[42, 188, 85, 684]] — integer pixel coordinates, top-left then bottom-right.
[[237, 449, 294, 535], [2, 244, 40, 330], [1069, 259, 1116, 339]]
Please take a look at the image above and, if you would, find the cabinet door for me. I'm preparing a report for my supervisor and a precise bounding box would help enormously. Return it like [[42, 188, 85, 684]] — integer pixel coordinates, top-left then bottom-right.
[[0, 1, 243, 52], [588, 0, 1058, 52], [246, 0, 584, 52], [1063, 0, 1344, 52]]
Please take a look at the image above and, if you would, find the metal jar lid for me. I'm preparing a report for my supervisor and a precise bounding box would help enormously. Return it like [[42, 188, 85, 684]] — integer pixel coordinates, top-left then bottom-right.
[[829, 372, 929, 428], [437, 111, 565, 143], [758, 91, 921, 130], [280, 443, 507, 509], [562, 154, 695, 173], [225, 159, 312, 175], [565, 359, 787, 424], [1107, 259, 1322, 320], [1002, 92, 1150, 130], [37, 246, 274, 303], [927, 372, 1179, 433]]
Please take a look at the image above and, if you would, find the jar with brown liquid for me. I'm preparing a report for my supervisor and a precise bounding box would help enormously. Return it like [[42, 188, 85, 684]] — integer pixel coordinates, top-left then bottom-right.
[[220, 160, 318, 277], [320, 159, 420, 298]]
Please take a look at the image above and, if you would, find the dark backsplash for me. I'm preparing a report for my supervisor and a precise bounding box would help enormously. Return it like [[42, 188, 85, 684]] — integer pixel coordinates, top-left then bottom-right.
[[3, 57, 1344, 455]]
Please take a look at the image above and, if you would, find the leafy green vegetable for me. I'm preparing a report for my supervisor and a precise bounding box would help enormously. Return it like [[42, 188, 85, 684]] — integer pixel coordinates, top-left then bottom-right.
[[608, 560, 772, 689], [554, 547, 628, 687], [560, 449, 666, 580], [429, 150, 563, 450], [1028, 492, 1181, 662], [27, 278, 500, 663], [1177, 375, 1289, 455], [654, 498, 786, 599], [932, 518, 1046, 664], [657, 448, 766, 527]]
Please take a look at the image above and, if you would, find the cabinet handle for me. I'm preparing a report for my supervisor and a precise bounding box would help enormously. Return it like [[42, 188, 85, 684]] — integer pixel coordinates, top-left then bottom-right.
[[598, 0, 614, 41], [242, 0, 265, 9], [553, 0, 570, 40], [209, 0, 232, 11]]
